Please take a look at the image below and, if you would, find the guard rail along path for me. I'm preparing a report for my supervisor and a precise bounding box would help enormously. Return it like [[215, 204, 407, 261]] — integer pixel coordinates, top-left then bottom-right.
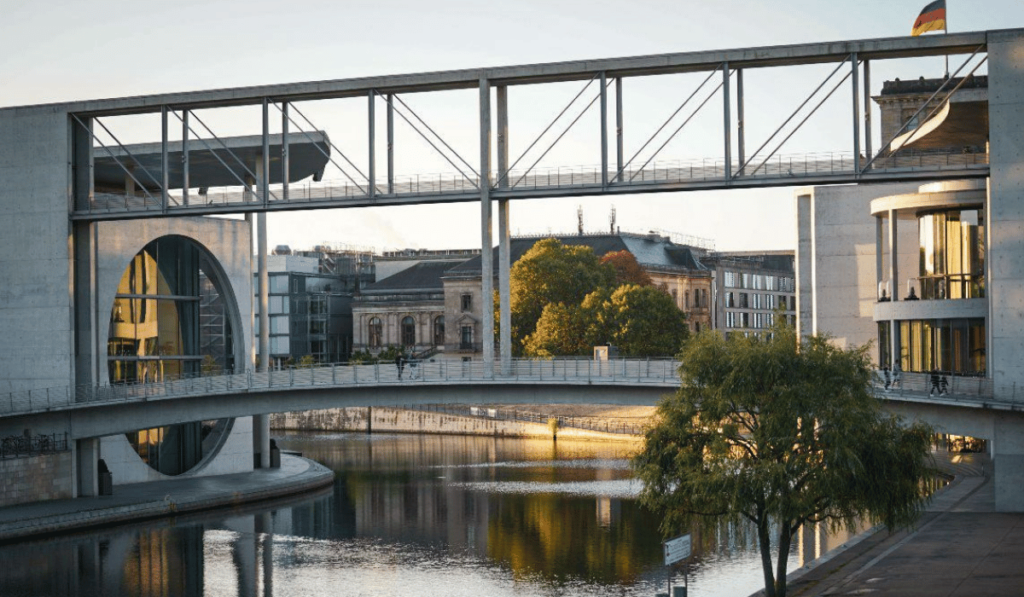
[[0, 358, 680, 416], [4, 359, 1022, 417]]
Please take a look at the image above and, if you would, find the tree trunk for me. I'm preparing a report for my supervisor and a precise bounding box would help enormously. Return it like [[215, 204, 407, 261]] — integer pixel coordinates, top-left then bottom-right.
[[757, 517, 776, 597], [775, 522, 793, 597]]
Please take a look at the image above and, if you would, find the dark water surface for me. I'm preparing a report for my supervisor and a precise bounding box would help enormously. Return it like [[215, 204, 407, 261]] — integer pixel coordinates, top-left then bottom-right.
[[0, 432, 868, 596]]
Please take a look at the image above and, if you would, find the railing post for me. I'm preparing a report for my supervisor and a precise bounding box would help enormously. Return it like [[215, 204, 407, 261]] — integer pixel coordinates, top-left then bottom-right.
[[332, 363, 336, 384]]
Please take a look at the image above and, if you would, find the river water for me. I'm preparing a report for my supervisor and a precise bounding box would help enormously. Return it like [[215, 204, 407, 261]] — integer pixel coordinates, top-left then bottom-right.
[[0, 432, 868, 596]]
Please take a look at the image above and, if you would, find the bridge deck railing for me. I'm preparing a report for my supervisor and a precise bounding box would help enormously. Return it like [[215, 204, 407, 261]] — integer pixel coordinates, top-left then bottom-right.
[[0, 358, 681, 416], [78, 149, 989, 217], [4, 360, 1020, 418]]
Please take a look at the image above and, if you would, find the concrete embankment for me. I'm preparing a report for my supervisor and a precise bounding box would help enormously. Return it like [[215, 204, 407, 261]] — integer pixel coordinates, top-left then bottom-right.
[[271, 406, 642, 442], [0, 454, 333, 542]]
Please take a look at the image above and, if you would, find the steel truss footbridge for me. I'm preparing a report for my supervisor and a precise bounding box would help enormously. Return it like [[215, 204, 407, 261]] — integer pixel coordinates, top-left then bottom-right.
[[65, 30, 996, 372]]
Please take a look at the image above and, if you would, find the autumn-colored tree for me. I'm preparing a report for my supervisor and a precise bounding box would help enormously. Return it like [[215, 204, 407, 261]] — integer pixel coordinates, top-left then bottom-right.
[[525, 285, 688, 357], [509, 239, 615, 355], [633, 324, 935, 597], [600, 250, 653, 286]]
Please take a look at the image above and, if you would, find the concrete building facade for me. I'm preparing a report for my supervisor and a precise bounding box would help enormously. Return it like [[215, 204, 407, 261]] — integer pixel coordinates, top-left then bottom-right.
[[797, 30, 1024, 511]]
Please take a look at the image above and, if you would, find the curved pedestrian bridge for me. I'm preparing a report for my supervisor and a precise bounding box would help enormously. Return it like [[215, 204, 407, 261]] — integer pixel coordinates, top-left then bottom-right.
[[3, 359, 1022, 423]]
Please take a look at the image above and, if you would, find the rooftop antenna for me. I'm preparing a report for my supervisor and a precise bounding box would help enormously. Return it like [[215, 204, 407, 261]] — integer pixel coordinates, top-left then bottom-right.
[[609, 205, 617, 234], [577, 205, 584, 236]]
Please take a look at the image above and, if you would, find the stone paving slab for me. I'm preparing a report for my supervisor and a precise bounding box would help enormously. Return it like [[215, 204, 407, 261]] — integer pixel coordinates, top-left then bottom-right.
[[748, 471, 1024, 597], [0, 454, 333, 542]]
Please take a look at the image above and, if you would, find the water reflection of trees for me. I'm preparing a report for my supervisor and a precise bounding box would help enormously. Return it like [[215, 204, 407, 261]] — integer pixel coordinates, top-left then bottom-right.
[[487, 493, 662, 583]]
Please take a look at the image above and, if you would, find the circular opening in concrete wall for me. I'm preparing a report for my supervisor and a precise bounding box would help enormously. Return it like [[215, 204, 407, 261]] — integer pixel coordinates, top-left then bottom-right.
[[107, 236, 237, 476]]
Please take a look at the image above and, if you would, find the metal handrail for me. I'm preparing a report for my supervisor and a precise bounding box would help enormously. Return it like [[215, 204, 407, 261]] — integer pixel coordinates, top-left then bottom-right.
[[79, 148, 989, 216], [0, 357, 681, 417]]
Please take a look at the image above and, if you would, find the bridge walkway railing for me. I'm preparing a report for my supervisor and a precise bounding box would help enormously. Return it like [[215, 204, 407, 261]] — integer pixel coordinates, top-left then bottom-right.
[[0, 358, 681, 417]]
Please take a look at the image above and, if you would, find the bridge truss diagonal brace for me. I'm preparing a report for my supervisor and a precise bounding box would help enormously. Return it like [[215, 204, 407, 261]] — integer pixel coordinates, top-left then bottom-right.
[[862, 45, 988, 172], [75, 114, 163, 204], [277, 100, 371, 196], [171, 110, 263, 201], [389, 92, 480, 190]]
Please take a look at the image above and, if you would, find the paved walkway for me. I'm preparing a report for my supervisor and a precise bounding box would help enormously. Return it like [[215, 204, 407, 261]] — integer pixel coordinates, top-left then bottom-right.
[[759, 453, 1024, 597], [0, 454, 333, 542]]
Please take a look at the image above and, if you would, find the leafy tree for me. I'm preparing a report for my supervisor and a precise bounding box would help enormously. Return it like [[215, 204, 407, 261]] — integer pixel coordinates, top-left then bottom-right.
[[633, 325, 934, 597], [509, 239, 614, 354], [601, 250, 653, 286], [525, 285, 688, 357], [523, 302, 590, 356], [599, 285, 688, 356]]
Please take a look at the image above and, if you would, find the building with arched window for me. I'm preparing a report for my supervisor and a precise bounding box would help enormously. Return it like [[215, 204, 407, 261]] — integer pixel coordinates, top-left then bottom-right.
[[351, 253, 471, 356]]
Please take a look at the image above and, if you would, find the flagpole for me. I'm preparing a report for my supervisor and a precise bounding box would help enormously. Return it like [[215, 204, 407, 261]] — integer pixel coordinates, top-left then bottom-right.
[[944, 7, 949, 77]]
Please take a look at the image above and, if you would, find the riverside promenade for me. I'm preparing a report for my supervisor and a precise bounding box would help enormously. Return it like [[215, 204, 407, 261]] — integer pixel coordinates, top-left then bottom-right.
[[0, 454, 333, 542], [754, 453, 1024, 597]]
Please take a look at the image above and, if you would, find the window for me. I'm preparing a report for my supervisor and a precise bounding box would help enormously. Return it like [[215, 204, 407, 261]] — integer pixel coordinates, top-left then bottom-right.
[[767, 294, 776, 310], [368, 317, 382, 348], [433, 316, 445, 346], [753, 275, 763, 290], [724, 271, 737, 288], [701, 289, 708, 308], [741, 312, 750, 328], [765, 275, 776, 291], [726, 291, 735, 308], [460, 325, 474, 350], [753, 293, 762, 309], [726, 312, 736, 328], [738, 293, 749, 309], [461, 293, 473, 311], [401, 316, 416, 346], [779, 295, 788, 310], [694, 321, 701, 333], [684, 291, 690, 309], [741, 273, 750, 289], [671, 289, 678, 305]]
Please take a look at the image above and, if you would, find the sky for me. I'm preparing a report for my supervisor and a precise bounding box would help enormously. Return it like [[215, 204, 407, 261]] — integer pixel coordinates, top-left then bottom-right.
[[2, 0, 1021, 253]]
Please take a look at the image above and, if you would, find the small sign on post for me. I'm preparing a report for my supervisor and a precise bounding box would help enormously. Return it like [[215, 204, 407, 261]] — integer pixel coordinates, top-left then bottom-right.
[[663, 533, 692, 566]]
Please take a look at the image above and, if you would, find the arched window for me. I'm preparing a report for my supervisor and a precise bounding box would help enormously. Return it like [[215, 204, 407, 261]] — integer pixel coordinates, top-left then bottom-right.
[[433, 315, 445, 347], [368, 317, 382, 348], [401, 316, 416, 346]]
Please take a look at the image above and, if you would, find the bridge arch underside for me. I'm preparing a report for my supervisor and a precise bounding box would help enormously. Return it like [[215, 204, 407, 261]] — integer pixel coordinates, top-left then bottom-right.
[[884, 400, 1024, 512], [9, 383, 671, 441]]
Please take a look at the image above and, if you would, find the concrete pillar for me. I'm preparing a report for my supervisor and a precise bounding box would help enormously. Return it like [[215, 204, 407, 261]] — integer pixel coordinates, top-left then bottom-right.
[[887, 209, 899, 370], [479, 78, 494, 374], [987, 30, 1024, 400], [76, 437, 100, 497], [496, 85, 512, 375], [256, 206, 270, 468]]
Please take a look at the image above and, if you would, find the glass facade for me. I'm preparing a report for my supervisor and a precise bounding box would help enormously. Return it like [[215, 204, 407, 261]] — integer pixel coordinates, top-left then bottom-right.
[[107, 237, 235, 476], [918, 209, 985, 299], [878, 318, 986, 375]]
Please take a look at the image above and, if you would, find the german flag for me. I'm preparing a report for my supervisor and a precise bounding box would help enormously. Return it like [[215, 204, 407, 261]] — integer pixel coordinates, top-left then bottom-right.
[[912, 0, 946, 36]]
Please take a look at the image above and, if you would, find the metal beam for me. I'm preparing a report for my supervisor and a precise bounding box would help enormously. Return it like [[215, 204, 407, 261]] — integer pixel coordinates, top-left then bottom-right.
[[615, 77, 623, 183], [600, 72, 608, 188], [387, 93, 395, 195], [863, 60, 872, 160], [368, 91, 376, 197], [723, 63, 732, 181], [161, 106, 169, 211], [851, 53, 861, 175], [65, 31, 990, 116], [262, 98, 270, 207], [281, 101, 290, 201], [182, 110, 189, 206], [736, 69, 745, 170]]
